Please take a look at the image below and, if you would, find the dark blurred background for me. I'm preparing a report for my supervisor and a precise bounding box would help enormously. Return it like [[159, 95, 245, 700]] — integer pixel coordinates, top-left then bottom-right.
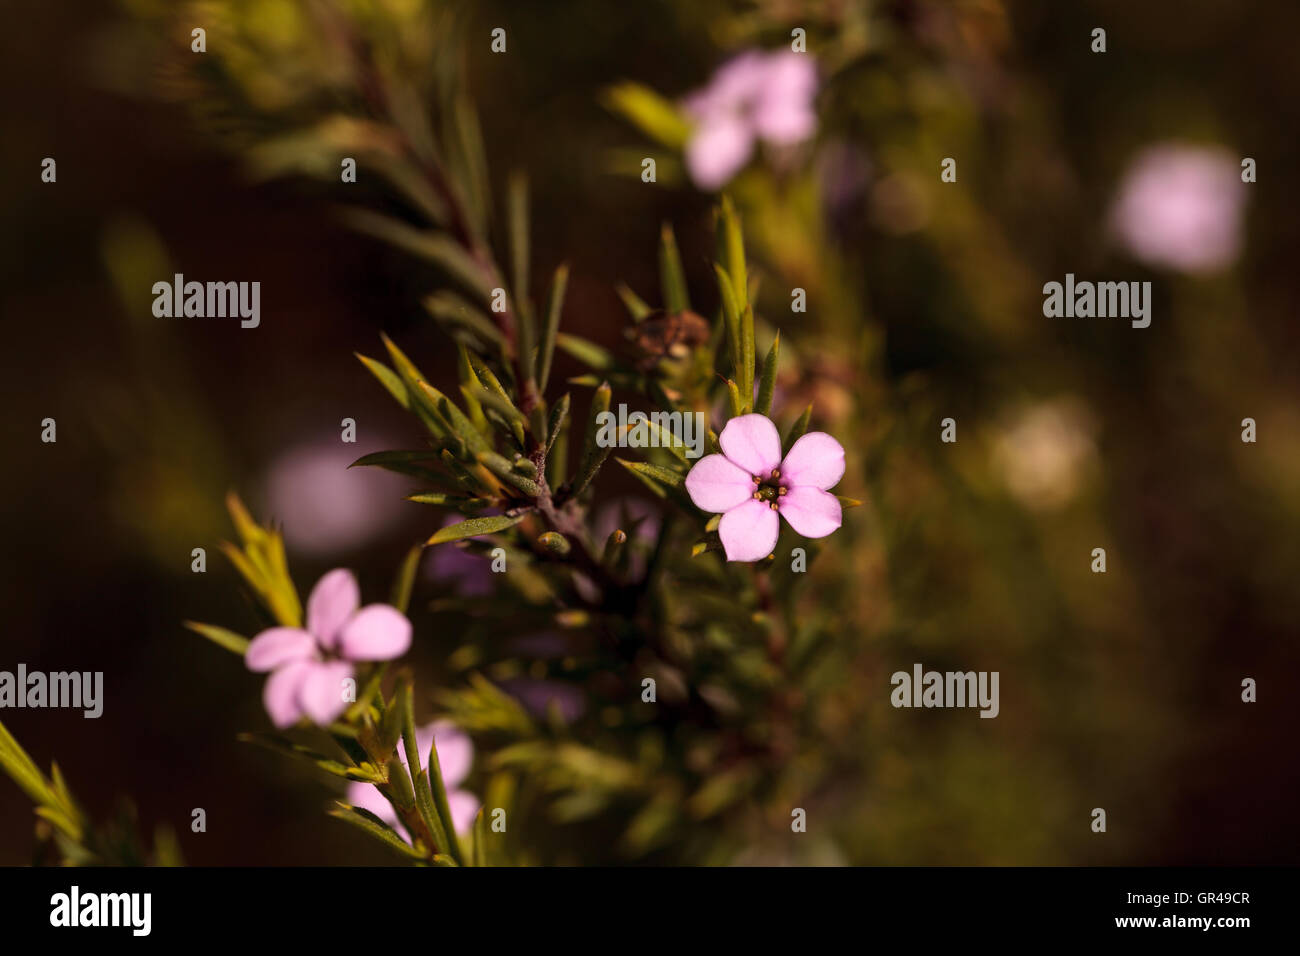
[[2, 0, 1298, 864]]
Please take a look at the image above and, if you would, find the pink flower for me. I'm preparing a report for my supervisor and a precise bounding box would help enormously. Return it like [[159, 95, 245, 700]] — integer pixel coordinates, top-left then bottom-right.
[[682, 50, 818, 190], [1109, 144, 1247, 273], [685, 413, 845, 561], [245, 569, 412, 728], [345, 721, 480, 836]]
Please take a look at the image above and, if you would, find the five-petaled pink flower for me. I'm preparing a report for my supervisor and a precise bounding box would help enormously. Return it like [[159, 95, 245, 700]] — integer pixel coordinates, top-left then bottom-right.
[[346, 721, 480, 836], [245, 568, 412, 728], [685, 413, 845, 561]]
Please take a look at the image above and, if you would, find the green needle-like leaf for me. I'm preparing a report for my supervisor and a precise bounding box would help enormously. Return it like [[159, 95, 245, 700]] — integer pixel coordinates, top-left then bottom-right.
[[425, 514, 526, 546], [658, 223, 689, 313], [537, 264, 569, 393], [756, 332, 780, 417], [329, 803, 428, 859], [183, 621, 250, 656], [390, 545, 423, 615], [355, 353, 411, 410]]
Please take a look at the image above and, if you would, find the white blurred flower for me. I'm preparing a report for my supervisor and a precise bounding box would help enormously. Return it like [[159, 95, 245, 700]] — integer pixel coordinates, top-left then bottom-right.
[[993, 400, 1097, 512]]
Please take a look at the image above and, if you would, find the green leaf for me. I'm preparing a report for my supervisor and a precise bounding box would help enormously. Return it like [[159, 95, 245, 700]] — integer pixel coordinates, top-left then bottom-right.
[[556, 333, 615, 371], [468, 359, 525, 446], [343, 209, 488, 305], [537, 264, 569, 393], [399, 682, 453, 859], [416, 381, 490, 455], [615, 458, 685, 490], [0, 719, 60, 809], [614, 282, 652, 321], [453, 95, 492, 234], [725, 378, 743, 419], [507, 171, 530, 311], [621, 415, 688, 462], [329, 803, 428, 859], [713, 265, 742, 375], [425, 723, 465, 864], [658, 223, 689, 313], [740, 305, 755, 413], [424, 292, 506, 351], [237, 733, 387, 782], [380, 334, 449, 438], [786, 405, 813, 446], [426, 514, 527, 546], [349, 450, 442, 468], [355, 353, 410, 410], [573, 382, 612, 496], [547, 414, 569, 489], [183, 621, 250, 656], [545, 393, 570, 458], [390, 545, 423, 615], [405, 492, 492, 508], [477, 451, 545, 497], [472, 387, 529, 429], [602, 82, 693, 149], [472, 808, 488, 867], [756, 332, 780, 417], [717, 196, 747, 312]]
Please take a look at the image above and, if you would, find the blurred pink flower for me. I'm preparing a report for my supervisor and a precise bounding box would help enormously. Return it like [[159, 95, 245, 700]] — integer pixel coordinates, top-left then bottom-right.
[[1110, 144, 1247, 273], [345, 721, 479, 836], [262, 439, 408, 556], [684, 413, 845, 561], [682, 50, 818, 190], [245, 569, 411, 728]]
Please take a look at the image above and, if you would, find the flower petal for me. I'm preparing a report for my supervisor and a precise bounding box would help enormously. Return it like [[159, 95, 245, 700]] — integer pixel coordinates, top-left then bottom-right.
[[336, 604, 412, 661], [295, 660, 355, 726], [684, 453, 756, 513], [718, 498, 781, 562], [262, 660, 313, 729], [345, 781, 400, 830], [684, 114, 755, 192], [719, 413, 783, 476], [306, 568, 360, 651], [779, 486, 842, 539], [447, 789, 482, 836], [245, 627, 315, 673], [779, 431, 846, 491], [430, 721, 474, 788], [753, 53, 819, 144]]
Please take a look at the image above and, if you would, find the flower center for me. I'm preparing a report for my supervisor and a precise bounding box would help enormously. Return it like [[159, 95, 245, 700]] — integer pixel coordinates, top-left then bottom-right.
[[751, 469, 788, 510]]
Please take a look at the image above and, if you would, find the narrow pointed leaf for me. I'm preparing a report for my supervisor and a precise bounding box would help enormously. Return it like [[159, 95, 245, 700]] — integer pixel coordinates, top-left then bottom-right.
[[426, 514, 526, 546], [756, 332, 779, 417], [183, 621, 250, 656], [537, 264, 568, 393], [658, 223, 689, 313], [356, 353, 411, 409]]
